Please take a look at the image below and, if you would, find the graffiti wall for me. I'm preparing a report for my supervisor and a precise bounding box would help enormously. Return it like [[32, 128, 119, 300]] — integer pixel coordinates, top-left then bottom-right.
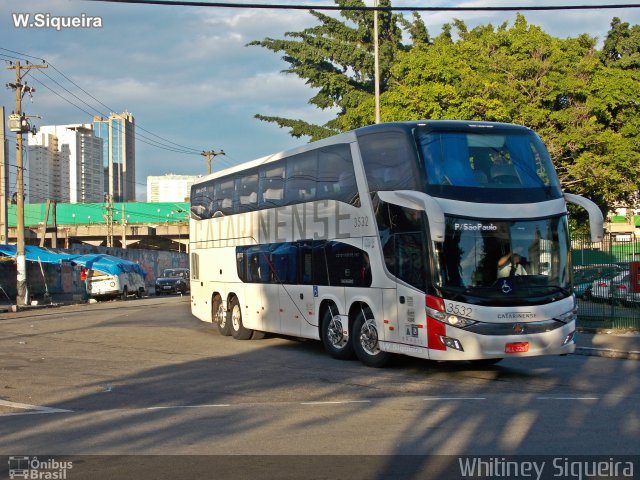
[[0, 246, 188, 302]]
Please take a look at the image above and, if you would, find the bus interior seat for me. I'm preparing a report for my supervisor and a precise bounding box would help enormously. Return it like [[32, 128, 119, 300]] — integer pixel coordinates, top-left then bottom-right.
[[490, 164, 520, 184], [264, 188, 284, 201], [298, 188, 316, 201], [473, 170, 488, 184], [240, 192, 257, 205]]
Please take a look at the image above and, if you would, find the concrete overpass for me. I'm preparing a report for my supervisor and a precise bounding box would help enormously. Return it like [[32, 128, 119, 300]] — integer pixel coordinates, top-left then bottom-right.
[[3, 202, 190, 252]]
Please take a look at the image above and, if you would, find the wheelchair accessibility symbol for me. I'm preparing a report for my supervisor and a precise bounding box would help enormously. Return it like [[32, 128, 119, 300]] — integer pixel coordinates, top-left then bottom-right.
[[500, 279, 513, 294]]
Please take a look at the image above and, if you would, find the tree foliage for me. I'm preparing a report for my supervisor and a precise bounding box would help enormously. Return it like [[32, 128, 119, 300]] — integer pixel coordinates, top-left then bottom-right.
[[250, 7, 640, 207], [248, 0, 422, 141]]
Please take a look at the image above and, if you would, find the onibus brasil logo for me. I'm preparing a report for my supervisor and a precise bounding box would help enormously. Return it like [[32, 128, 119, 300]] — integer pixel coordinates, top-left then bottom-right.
[[8, 457, 72, 479]]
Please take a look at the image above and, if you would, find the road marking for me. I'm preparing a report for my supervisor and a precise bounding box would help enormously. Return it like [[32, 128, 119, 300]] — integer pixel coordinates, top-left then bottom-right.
[[423, 397, 486, 401], [537, 397, 599, 400], [300, 400, 371, 405], [0, 399, 72, 416], [146, 404, 231, 410]]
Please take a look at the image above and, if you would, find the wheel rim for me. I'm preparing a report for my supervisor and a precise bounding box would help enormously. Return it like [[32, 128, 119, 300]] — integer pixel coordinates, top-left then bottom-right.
[[359, 318, 380, 356], [231, 304, 241, 331], [327, 316, 347, 349], [215, 303, 225, 327]]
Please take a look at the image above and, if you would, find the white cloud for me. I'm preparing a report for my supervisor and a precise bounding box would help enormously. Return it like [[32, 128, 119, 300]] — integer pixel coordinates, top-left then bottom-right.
[[3, 0, 640, 198]]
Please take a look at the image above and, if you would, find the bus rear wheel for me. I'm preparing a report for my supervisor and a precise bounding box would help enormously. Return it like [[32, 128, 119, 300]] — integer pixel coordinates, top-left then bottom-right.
[[229, 296, 252, 340], [353, 310, 391, 368], [320, 306, 354, 360], [213, 294, 231, 336]]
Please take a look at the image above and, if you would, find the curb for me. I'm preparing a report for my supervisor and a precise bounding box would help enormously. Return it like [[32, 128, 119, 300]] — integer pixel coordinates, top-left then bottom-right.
[[575, 346, 640, 361]]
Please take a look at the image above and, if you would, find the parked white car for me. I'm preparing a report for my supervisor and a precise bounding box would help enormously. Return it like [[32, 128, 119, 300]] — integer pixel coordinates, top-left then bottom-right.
[[590, 271, 630, 305], [86, 269, 145, 300]]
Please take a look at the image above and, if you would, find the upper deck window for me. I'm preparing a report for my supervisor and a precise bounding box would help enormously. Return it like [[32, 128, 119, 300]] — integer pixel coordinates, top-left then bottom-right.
[[415, 127, 562, 203], [358, 131, 420, 192]]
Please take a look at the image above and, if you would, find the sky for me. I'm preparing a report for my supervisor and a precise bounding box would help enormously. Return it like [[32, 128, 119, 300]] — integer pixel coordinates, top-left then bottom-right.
[[1, 0, 639, 200]]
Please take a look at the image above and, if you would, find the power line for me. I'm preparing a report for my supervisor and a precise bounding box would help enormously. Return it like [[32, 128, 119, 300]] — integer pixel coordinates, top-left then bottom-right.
[[83, 0, 640, 12], [0, 48, 205, 156]]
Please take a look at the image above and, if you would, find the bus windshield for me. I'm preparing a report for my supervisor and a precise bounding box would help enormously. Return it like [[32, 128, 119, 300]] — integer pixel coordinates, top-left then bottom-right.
[[415, 127, 562, 203], [435, 215, 571, 304]]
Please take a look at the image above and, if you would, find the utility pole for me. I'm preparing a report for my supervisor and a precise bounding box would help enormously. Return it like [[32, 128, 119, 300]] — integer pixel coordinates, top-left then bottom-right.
[[373, 0, 381, 124], [104, 193, 114, 247], [7, 60, 48, 306], [201, 149, 225, 175], [0, 106, 8, 244]]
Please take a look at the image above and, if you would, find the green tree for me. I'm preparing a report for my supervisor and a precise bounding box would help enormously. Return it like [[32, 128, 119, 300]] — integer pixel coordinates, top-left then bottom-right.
[[344, 15, 639, 207], [248, 0, 422, 141], [251, 7, 639, 207]]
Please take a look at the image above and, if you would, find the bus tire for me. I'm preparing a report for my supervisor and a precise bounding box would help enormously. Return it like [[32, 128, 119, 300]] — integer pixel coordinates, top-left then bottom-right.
[[121, 286, 128, 301], [229, 296, 252, 340], [213, 294, 231, 336], [320, 306, 354, 360], [353, 310, 391, 368]]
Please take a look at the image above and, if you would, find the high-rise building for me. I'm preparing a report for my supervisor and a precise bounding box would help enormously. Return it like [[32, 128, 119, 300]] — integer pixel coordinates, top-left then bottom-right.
[[93, 112, 136, 202], [27, 130, 65, 203], [28, 124, 104, 204], [147, 174, 199, 202]]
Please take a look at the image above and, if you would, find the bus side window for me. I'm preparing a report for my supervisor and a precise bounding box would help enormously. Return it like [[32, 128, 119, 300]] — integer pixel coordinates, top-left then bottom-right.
[[236, 248, 246, 281], [312, 240, 329, 286], [238, 173, 259, 212], [324, 241, 371, 287], [286, 152, 317, 204], [298, 241, 313, 284], [317, 144, 359, 206], [272, 243, 297, 284], [260, 165, 285, 208], [359, 131, 420, 191]]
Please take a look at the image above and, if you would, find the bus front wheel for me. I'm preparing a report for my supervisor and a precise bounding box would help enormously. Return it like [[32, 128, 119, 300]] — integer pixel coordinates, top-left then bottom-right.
[[321, 306, 354, 360], [353, 310, 391, 368], [229, 296, 252, 340], [213, 294, 231, 336]]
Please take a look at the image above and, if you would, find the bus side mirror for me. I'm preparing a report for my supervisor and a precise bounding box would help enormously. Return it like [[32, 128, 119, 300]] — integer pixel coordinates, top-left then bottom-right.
[[563, 193, 604, 243]]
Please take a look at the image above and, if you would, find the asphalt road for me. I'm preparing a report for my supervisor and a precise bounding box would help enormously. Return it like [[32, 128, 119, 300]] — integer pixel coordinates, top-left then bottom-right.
[[0, 296, 638, 479]]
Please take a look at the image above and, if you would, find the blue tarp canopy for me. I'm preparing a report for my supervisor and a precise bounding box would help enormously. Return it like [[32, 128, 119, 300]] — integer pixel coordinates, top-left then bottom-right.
[[0, 245, 146, 278]]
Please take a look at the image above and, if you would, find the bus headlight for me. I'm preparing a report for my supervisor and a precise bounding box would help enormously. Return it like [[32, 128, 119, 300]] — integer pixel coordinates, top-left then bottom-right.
[[444, 314, 476, 328], [426, 305, 476, 328]]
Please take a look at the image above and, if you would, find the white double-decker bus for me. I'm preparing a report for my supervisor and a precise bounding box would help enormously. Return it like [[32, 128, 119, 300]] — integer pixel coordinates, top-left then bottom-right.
[[189, 121, 603, 367]]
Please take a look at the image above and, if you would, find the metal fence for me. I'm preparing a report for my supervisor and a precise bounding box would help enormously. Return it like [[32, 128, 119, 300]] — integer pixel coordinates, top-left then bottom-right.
[[572, 234, 640, 330]]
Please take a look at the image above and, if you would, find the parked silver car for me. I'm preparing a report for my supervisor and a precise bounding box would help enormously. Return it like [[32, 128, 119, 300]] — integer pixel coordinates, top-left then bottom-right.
[[590, 271, 631, 305]]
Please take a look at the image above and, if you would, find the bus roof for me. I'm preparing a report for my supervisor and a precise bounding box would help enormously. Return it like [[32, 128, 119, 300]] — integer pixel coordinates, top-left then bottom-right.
[[353, 120, 534, 137], [193, 120, 534, 186], [193, 129, 357, 185]]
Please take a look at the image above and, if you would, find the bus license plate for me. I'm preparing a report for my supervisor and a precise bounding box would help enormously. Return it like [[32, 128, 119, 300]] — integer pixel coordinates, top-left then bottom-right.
[[505, 342, 529, 353]]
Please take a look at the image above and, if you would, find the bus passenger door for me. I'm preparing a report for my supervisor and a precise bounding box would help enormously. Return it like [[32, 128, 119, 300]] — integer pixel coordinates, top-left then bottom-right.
[[382, 230, 429, 352], [246, 248, 280, 334], [273, 242, 310, 337], [395, 283, 426, 350]]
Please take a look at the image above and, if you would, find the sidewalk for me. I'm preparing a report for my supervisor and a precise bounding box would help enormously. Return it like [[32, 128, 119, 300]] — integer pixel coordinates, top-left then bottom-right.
[[575, 330, 640, 361]]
